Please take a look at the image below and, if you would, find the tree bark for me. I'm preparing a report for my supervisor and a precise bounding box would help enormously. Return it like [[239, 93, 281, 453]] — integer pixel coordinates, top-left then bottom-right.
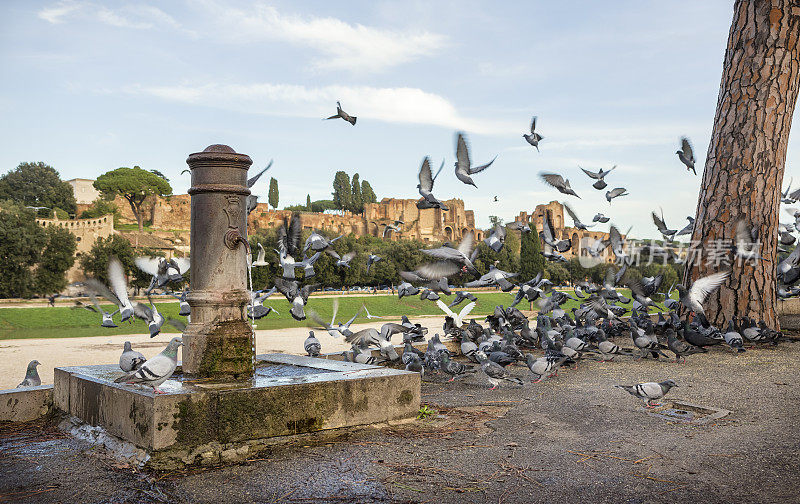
[[125, 196, 144, 232], [685, 0, 800, 328]]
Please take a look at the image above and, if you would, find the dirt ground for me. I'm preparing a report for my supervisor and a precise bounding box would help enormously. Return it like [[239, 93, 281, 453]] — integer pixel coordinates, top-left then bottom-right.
[[2, 337, 800, 503], [0, 316, 449, 390]]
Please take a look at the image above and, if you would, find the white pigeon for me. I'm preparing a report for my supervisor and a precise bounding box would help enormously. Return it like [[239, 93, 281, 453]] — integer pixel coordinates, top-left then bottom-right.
[[108, 256, 134, 322], [251, 243, 269, 267], [114, 337, 182, 394], [435, 299, 476, 327]]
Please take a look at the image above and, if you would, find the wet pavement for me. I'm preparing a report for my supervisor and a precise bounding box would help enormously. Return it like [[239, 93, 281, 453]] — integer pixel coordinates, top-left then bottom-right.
[[2, 339, 800, 503]]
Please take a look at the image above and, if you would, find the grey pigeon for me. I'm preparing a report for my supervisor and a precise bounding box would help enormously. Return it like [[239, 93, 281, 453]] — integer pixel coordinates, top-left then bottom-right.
[[382, 220, 404, 238], [85, 256, 134, 322], [171, 288, 191, 316], [440, 353, 477, 382], [666, 328, 706, 363], [245, 160, 274, 214], [523, 115, 544, 151], [397, 281, 420, 299], [580, 165, 616, 190], [782, 177, 795, 204], [525, 354, 567, 383], [563, 202, 595, 230], [304, 331, 322, 357], [652, 210, 677, 240], [460, 332, 479, 363], [507, 221, 531, 232], [114, 337, 182, 394], [417, 156, 448, 210], [366, 253, 381, 274], [593, 213, 611, 223], [484, 223, 506, 252], [676, 216, 695, 236], [330, 250, 356, 269], [448, 291, 478, 308], [416, 232, 478, 278], [303, 231, 342, 255], [324, 101, 356, 125], [540, 210, 571, 252], [308, 299, 360, 339], [475, 350, 523, 390], [465, 264, 517, 292], [734, 220, 762, 262], [404, 353, 424, 377], [605, 187, 629, 203], [615, 379, 678, 408], [135, 256, 190, 294], [119, 341, 146, 372], [540, 172, 580, 198], [133, 297, 165, 338], [455, 132, 496, 187], [17, 360, 41, 388], [274, 277, 319, 321], [723, 320, 746, 353], [676, 137, 696, 175]]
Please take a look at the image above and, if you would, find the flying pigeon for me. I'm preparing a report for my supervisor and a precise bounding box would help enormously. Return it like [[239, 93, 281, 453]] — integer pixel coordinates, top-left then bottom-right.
[[416, 232, 478, 279], [366, 253, 381, 274], [540, 210, 571, 253], [169, 288, 191, 316], [675, 271, 730, 325], [135, 256, 190, 294], [304, 331, 322, 357], [417, 157, 448, 210], [540, 172, 580, 198], [114, 337, 182, 394], [523, 116, 544, 151], [382, 220, 404, 238], [455, 132, 496, 187], [303, 231, 343, 255], [465, 265, 517, 292], [250, 243, 269, 267], [274, 278, 319, 321], [507, 221, 531, 232], [563, 202, 595, 230], [781, 177, 795, 204], [435, 299, 477, 327], [676, 217, 695, 236], [330, 250, 356, 269], [324, 101, 356, 125], [652, 210, 677, 240], [615, 379, 678, 408], [309, 298, 360, 338], [397, 281, 420, 299], [593, 213, 611, 223], [605, 187, 629, 203], [119, 341, 146, 372], [16, 360, 41, 388], [676, 137, 696, 175], [484, 223, 507, 252], [580, 165, 616, 190], [133, 297, 165, 338], [734, 220, 762, 262], [448, 291, 478, 308], [245, 160, 274, 214]]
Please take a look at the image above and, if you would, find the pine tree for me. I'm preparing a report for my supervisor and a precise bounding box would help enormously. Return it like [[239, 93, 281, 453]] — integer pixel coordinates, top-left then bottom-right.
[[268, 177, 279, 209], [351, 173, 363, 213]]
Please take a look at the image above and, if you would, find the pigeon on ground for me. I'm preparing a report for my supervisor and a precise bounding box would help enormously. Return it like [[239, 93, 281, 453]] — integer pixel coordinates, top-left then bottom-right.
[[304, 331, 322, 357], [274, 278, 319, 321], [615, 379, 678, 408], [404, 353, 424, 377], [460, 332, 479, 363], [723, 320, 746, 353], [652, 210, 677, 241], [593, 213, 611, 223], [525, 354, 568, 383], [563, 202, 595, 230], [133, 297, 165, 338], [119, 342, 146, 372], [114, 337, 182, 394], [324, 101, 356, 125], [666, 328, 706, 363], [676, 217, 695, 236], [605, 187, 629, 203], [540, 172, 580, 198], [17, 360, 41, 388], [484, 223, 506, 252], [676, 271, 730, 325], [676, 137, 696, 175], [366, 253, 381, 274], [455, 132, 496, 188], [417, 157, 448, 210], [475, 351, 523, 390], [580, 165, 616, 190], [523, 116, 544, 151], [440, 353, 477, 382]]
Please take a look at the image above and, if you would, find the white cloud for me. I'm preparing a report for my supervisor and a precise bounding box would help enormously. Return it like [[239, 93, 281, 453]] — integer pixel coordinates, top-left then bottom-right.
[[122, 81, 501, 133], [37, 2, 190, 34], [203, 2, 446, 73]]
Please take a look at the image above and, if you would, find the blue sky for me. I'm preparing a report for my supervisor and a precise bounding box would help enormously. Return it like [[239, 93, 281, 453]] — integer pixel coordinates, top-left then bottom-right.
[[0, 1, 797, 239]]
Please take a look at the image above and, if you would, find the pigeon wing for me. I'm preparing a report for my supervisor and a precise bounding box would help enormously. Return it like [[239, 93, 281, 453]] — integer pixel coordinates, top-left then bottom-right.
[[419, 157, 434, 192], [469, 155, 496, 175], [680, 137, 693, 160], [84, 278, 121, 306], [652, 212, 668, 233], [107, 257, 131, 306], [580, 166, 601, 179], [415, 262, 460, 280], [455, 132, 470, 173], [530, 116, 537, 134], [247, 160, 273, 188], [539, 173, 566, 189], [563, 202, 580, 225], [287, 214, 302, 256], [457, 232, 475, 257], [135, 257, 162, 276], [689, 271, 730, 305]]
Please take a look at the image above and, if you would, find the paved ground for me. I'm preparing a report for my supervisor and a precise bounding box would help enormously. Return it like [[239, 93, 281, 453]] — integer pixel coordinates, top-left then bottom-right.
[[2, 339, 800, 504]]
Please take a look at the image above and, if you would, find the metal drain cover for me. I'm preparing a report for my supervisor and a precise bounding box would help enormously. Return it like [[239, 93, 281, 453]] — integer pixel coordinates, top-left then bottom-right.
[[646, 400, 731, 424]]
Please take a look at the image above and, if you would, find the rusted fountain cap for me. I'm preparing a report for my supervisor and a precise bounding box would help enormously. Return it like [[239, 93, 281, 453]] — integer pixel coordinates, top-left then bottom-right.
[[186, 144, 253, 167]]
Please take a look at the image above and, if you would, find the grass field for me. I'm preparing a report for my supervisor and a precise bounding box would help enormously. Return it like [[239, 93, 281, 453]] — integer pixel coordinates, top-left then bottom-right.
[[0, 288, 666, 340]]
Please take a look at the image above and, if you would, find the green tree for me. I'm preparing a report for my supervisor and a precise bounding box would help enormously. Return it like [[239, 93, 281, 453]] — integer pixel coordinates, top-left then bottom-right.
[[34, 225, 77, 294], [93, 166, 172, 232], [351, 173, 363, 213], [80, 235, 137, 285], [332, 171, 352, 211], [0, 202, 76, 297], [311, 199, 336, 213], [79, 198, 120, 220], [306, 194, 312, 212], [544, 263, 570, 285], [518, 230, 544, 282], [0, 162, 76, 215], [268, 177, 279, 209], [150, 169, 170, 182], [488, 215, 504, 228], [361, 180, 377, 205]]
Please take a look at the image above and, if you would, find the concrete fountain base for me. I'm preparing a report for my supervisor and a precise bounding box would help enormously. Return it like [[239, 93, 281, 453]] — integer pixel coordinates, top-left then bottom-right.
[[53, 354, 420, 468]]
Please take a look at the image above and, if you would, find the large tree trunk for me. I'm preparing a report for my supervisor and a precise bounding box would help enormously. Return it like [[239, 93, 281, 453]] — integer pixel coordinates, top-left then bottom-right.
[[685, 0, 800, 328]]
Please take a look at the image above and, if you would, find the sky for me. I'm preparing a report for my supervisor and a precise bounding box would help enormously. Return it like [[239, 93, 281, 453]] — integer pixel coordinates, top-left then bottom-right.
[[0, 1, 798, 240]]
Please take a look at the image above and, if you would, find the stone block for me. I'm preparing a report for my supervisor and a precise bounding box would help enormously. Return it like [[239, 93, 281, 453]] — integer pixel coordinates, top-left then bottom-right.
[[0, 385, 53, 422]]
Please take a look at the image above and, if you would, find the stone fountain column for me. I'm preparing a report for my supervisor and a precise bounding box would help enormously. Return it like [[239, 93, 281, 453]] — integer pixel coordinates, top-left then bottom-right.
[[183, 144, 254, 380]]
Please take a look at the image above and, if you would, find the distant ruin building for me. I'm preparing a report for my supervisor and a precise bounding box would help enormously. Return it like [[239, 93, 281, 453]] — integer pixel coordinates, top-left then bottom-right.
[[516, 201, 617, 263], [66, 178, 101, 206], [35, 214, 115, 283]]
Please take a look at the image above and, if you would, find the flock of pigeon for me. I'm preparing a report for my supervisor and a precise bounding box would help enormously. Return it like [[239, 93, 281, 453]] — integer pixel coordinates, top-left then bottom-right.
[[13, 105, 793, 409]]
